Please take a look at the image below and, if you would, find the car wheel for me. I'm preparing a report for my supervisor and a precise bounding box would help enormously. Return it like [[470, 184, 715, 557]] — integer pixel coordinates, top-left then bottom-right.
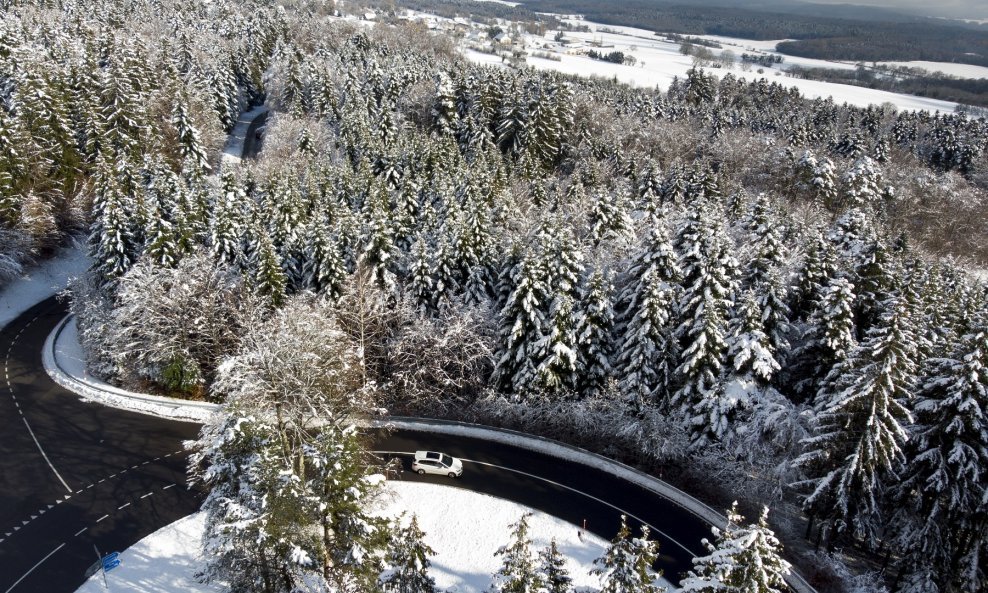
[[417, 469, 425, 475], [448, 472, 457, 478]]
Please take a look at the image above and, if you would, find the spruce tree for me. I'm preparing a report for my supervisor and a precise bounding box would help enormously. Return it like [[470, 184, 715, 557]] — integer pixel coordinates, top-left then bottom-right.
[[576, 269, 616, 396], [491, 513, 543, 593], [537, 540, 572, 593], [591, 515, 664, 593], [494, 253, 549, 395], [673, 207, 737, 414], [679, 504, 791, 593], [796, 300, 917, 546], [893, 326, 988, 593], [617, 269, 677, 408], [382, 515, 437, 593], [534, 294, 579, 395]]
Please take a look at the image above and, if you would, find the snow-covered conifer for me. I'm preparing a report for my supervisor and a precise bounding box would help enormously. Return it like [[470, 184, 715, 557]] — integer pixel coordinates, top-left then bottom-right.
[[576, 269, 616, 396], [591, 515, 664, 593], [538, 540, 573, 593], [892, 327, 988, 593], [679, 504, 791, 593], [491, 513, 543, 593], [382, 515, 437, 593], [796, 300, 917, 546]]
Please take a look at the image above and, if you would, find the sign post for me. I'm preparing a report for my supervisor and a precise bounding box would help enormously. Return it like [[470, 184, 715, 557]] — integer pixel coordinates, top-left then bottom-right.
[[89, 546, 120, 590]]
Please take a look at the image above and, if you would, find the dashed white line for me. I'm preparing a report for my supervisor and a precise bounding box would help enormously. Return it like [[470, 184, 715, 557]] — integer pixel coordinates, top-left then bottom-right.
[[74, 527, 87, 537], [3, 542, 65, 593], [162, 484, 176, 490], [117, 503, 131, 510], [96, 514, 109, 523], [140, 492, 153, 499]]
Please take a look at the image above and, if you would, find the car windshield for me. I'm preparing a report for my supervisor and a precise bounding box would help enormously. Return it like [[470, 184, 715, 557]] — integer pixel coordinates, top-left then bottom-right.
[[441, 454, 454, 466]]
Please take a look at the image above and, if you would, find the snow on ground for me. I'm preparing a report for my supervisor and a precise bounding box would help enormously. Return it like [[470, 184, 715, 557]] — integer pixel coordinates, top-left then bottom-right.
[[0, 244, 88, 332], [75, 482, 669, 593], [47, 316, 217, 422], [467, 16, 960, 112], [876, 60, 988, 79]]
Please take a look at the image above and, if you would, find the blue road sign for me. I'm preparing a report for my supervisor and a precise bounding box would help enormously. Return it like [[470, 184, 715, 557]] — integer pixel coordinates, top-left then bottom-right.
[[102, 552, 121, 572]]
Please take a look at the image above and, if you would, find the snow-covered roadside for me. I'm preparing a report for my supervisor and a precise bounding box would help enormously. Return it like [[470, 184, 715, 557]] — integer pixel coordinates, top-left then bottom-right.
[[45, 315, 218, 423], [74, 482, 647, 593], [0, 244, 89, 332]]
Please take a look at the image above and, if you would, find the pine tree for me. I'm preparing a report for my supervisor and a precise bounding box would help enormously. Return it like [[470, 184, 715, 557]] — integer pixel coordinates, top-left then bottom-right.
[[729, 291, 780, 385], [591, 515, 664, 593], [538, 540, 572, 593], [679, 504, 791, 593], [617, 270, 677, 408], [382, 515, 437, 593], [491, 513, 543, 593], [253, 229, 287, 308], [173, 100, 211, 174], [673, 208, 737, 413], [575, 270, 616, 396], [534, 294, 579, 395], [892, 327, 988, 593], [796, 300, 917, 546], [494, 253, 549, 394]]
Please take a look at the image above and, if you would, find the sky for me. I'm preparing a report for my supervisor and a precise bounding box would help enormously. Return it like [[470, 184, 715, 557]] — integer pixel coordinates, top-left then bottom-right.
[[804, 0, 988, 20]]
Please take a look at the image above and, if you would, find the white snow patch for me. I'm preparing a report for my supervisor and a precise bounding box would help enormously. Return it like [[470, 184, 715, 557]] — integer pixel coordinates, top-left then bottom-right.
[[75, 482, 667, 593], [876, 60, 988, 79], [470, 16, 961, 112], [0, 244, 89, 332], [46, 316, 218, 423], [75, 512, 223, 593]]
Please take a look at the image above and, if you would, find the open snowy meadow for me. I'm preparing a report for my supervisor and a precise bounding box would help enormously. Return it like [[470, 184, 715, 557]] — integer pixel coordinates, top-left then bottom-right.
[[74, 482, 658, 593], [459, 14, 963, 113]]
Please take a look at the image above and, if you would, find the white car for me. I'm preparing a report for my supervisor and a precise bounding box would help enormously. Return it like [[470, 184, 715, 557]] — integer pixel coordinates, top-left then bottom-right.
[[412, 451, 463, 478]]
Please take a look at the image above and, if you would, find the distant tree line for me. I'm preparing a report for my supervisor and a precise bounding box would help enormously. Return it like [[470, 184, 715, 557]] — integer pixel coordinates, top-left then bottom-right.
[[520, 0, 988, 67], [787, 65, 988, 109]]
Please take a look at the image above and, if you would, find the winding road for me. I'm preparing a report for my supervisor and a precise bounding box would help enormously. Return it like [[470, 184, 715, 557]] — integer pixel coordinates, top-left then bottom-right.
[[0, 296, 721, 592]]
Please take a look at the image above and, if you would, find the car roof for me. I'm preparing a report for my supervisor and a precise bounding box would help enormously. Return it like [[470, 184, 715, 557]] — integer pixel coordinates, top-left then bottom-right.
[[414, 450, 442, 461]]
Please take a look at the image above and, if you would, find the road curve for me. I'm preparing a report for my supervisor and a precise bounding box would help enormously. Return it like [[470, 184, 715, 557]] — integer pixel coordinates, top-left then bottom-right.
[[1, 297, 716, 592]]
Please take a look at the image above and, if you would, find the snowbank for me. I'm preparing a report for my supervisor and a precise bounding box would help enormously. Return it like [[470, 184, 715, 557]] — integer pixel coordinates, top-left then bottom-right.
[[74, 482, 647, 593], [45, 315, 218, 423], [0, 245, 88, 332]]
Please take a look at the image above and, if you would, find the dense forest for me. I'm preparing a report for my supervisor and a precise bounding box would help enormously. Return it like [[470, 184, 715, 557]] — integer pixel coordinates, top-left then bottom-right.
[[2, 0, 988, 592], [519, 0, 988, 68]]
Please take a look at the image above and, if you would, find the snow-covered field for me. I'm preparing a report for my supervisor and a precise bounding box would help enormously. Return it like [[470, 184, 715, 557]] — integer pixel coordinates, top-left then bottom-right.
[[464, 15, 962, 113], [0, 244, 88, 332], [876, 60, 988, 79], [75, 482, 666, 593]]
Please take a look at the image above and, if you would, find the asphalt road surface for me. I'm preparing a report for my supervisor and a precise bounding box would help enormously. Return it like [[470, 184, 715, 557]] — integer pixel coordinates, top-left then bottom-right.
[[0, 296, 710, 593]]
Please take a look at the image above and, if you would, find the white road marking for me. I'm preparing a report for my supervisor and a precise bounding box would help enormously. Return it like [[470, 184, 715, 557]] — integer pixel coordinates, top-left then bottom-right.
[[3, 542, 65, 593], [96, 514, 108, 523], [140, 492, 153, 499], [117, 503, 131, 510], [461, 457, 698, 556], [21, 418, 72, 493], [163, 484, 176, 490], [74, 527, 87, 537]]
